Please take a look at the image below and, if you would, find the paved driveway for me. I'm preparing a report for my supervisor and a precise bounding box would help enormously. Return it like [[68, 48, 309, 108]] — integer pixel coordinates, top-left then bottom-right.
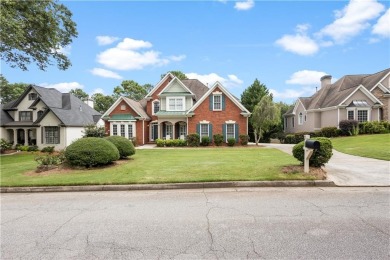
[[260, 143, 390, 187]]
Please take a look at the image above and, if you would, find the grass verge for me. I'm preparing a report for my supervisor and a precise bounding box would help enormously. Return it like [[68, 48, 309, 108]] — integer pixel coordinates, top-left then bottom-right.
[[331, 134, 390, 161], [0, 148, 318, 187]]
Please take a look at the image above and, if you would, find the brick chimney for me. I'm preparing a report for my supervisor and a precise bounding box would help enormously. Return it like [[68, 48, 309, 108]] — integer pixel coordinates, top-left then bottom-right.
[[320, 75, 332, 88]]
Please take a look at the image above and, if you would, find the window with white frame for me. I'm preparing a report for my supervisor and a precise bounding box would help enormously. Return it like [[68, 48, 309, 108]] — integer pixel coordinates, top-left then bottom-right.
[[348, 110, 354, 120], [213, 95, 222, 110], [298, 113, 303, 125], [45, 126, 59, 144], [120, 124, 125, 137], [357, 110, 368, 123], [128, 125, 133, 139], [179, 123, 186, 138], [113, 125, 118, 135], [120, 105, 126, 111], [153, 101, 160, 114], [200, 124, 209, 139], [167, 97, 184, 111], [226, 124, 235, 140]]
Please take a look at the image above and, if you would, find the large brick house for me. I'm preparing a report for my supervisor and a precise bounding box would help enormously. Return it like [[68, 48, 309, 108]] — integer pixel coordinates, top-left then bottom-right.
[[284, 68, 390, 133], [101, 73, 251, 145]]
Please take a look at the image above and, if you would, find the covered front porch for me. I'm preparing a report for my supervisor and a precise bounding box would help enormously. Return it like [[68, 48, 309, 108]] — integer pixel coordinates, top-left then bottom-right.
[[3, 127, 38, 147], [149, 119, 187, 142]]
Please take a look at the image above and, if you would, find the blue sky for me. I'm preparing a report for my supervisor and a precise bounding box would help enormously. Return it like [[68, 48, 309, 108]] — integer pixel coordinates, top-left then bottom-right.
[[2, 0, 389, 104]]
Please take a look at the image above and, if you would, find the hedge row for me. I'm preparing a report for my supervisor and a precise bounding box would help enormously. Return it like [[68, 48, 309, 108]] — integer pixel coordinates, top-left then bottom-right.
[[282, 120, 390, 144], [155, 134, 250, 147]]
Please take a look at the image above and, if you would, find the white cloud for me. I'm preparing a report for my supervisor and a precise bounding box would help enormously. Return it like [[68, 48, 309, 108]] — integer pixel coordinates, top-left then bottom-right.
[[372, 8, 390, 37], [319, 0, 384, 44], [234, 0, 255, 11], [97, 38, 181, 70], [185, 72, 243, 88], [286, 70, 327, 85], [91, 88, 105, 95], [90, 68, 123, 79], [40, 82, 84, 93], [275, 24, 319, 56], [269, 88, 306, 100], [117, 38, 153, 50], [169, 55, 186, 62], [57, 45, 71, 55], [96, 36, 120, 46]]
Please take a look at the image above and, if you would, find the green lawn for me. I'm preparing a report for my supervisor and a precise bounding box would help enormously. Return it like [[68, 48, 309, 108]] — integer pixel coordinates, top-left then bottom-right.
[[0, 148, 314, 187], [331, 134, 390, 161]]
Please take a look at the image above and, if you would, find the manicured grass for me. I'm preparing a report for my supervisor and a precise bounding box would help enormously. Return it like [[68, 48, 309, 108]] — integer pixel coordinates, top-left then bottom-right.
[[331, 134, 390, 161], [0, 148, 314, 187]]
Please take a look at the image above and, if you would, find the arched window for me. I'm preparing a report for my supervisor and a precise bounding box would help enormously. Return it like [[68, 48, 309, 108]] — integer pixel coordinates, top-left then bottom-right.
[[298, 112, 303, 125]]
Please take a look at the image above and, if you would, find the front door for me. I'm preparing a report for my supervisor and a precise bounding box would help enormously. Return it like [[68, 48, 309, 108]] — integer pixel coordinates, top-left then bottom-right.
[[151, 123, 158, 141]]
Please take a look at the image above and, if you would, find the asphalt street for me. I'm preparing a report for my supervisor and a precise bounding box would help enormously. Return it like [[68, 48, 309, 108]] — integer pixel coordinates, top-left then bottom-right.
[[1, 187, 389, 259]]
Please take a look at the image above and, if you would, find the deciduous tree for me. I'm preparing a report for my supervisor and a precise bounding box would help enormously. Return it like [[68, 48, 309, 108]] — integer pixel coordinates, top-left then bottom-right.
[[0, 75, 29, 104], [161, 71, 188, 80], [0, 0, 78, 71], [252, 95, 280, 145], [92, 93, 115, 114], [70, 88, 88, 101], [113, 80, 148, 101]]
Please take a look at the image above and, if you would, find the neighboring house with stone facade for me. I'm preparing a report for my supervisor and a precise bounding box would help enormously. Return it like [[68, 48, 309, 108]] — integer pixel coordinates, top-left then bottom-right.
[[0, 85, 102, 150], [284, 68, 390, 133], [101, 73, 251, 145]]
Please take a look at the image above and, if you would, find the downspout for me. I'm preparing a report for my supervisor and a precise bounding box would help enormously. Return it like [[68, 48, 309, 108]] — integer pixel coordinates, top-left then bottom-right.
[[142, 119, 145, 145]]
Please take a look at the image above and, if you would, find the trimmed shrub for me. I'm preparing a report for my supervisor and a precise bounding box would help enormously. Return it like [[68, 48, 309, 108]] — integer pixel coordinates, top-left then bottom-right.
[[213, 134, 224, 146], [339, 120, 359, 136], [83, 124, 105, 138], [320, 127, 339, 138], [41, 146, 55, 153], [65, 137, 119, 167], [17, 145, 29, 151], [239, 134, 249, 145], [359, 121, 388, 134], [201, 136, 210, 146], [284, 134, 296, 144], [292, 137, 333, 167], [105, 136, 135, 158], [187, 134, 200, 147], [227, 137, 236, 147], [28, 145, 39, 152], [0, 139, 12, 152], [156, 139, 187, 147], [156, 139, 165, 147]]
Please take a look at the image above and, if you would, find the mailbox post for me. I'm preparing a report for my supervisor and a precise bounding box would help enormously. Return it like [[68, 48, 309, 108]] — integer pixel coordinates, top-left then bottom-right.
[[303, 135, 320, 173]]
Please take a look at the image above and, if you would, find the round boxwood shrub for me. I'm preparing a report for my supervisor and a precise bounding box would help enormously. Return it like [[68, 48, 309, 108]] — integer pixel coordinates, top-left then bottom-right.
[[105, 136, 135, 158], [65, 137, 119, 167], [292, 137, 333, 167]]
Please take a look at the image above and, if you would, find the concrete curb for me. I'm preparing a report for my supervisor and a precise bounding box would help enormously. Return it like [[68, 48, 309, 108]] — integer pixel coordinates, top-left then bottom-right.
[[0, 180, 336, 193]]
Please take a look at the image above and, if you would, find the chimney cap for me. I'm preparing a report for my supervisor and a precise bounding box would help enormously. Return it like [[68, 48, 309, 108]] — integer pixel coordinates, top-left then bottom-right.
[[320, 75, 332, 81]]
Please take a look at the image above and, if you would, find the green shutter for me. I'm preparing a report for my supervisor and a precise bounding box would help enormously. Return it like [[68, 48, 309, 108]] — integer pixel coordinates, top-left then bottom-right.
[[41, 127, 44, 144], [222, 95, 226, 111], [235, 124, 239, 143], [222, 124, 226, 142], [209, 96, 213, 111], [196, 123, 200, 135], [163, 124, 166, 137], [209, 124, 213, 142]]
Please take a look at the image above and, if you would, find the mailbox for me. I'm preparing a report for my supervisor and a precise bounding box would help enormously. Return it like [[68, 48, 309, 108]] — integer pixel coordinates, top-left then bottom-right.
[[305, 140, 320, 150]]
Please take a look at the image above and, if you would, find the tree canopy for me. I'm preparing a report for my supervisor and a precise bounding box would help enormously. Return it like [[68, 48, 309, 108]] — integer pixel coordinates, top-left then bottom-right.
[[0, 75, 29, 104], [240, 79, 269, 113], [0, 0, 78, 71], [92, 93, 115, 114], [161, 71, 188, 80], [113, 80, 149, 101], [252, 95, 281, 145], [70, 88, 88, 101]]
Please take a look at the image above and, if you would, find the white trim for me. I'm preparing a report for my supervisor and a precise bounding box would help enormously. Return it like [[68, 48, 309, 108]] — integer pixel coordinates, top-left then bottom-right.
[[101, 96, 148, 119], [146, 73, 174, 97], [339, 85, 383, 106], [200, 120, 210, 124], [188, 82, 250, 115], [347, 108, 355, 120], [371, 82, 389, 93], [225, 120, 236, 124], [199, 123, 209, 140], [369, 71, 390, 92], [212, 91, 222, 95], [152, 99, 160, 115], [298, 112, 303, 125], [225, 123, 235, 142], [157, 77, 195, 96], [292, 99, 306, 115], [110, 121, 136, 139]]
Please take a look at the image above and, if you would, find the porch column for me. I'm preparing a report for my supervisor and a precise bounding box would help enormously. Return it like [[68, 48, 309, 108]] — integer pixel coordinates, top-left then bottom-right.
[[24, 129, 28, 146], [157, 123, 161, 139], [13, 129, 17, 147], [172, 122, 175, 140]]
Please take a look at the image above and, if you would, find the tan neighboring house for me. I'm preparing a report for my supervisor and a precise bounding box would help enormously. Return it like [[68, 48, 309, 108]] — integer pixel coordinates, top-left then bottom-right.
[[0, 85, 102, 150], [284, 68, 390, 133]]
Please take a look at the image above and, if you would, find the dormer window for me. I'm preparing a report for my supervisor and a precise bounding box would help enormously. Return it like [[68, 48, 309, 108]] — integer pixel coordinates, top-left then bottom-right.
[[153, 100, 160, 114], [19, 111, 32, 121], [167, 97, 185, 111], [37, 110, 44, 118], [28, 93, 37, 100]]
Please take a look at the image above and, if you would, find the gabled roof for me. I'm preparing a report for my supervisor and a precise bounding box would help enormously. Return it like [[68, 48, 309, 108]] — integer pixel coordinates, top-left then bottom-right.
[[158, 77, 195, 97], [101, 96, 150, 120], [146, 73, 174, 98], [188, 82, 250, 115], [1, 85, 101, 127], [295, 68, 390, 111], [0, 104, 14, 126]]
